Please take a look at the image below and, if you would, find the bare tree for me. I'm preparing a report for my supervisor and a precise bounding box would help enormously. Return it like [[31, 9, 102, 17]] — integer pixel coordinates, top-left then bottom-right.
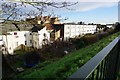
[[1, 0, 78, 22], [0, 0, 77, 31]]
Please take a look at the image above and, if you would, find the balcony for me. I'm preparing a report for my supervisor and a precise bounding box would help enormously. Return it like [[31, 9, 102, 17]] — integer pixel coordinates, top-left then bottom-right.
[[67, 35, 120, 79]]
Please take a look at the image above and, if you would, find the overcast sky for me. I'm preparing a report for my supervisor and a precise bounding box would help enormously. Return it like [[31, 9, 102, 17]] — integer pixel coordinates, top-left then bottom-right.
[[1, 0, 119, 24]]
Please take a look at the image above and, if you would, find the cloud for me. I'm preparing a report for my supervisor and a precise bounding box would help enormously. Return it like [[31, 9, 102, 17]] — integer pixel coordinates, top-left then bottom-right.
[[76, 2, 117, 12], [1, 0, 119, 2], [66, 0, 119, 2], [46, 2, 117, 13]]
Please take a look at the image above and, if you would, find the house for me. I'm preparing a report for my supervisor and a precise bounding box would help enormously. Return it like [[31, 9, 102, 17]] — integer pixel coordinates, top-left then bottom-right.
[[0, 35, 3, 50], [106, 24, 114, 29], [51, 24, 64, 41], [63, 24, 97, 41], [96, 24, 106, 32], [0, 36, 3, 46], [50, 17, 61, 24], [31, 25, 51, 48], [26, 16, 61, 25], [1, 24, 51, 54], [81, 25, 97, 34], [51, 24, 97, 41], [2, 31, 32, 54]]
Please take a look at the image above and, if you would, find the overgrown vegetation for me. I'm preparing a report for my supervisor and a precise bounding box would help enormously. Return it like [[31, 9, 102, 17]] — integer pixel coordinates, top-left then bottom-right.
[[38, 41, 76, 61], [115, 22, 120, 32], [71, 31, 111, 49], [14, 31, 120, 79], [118, 72, 120, 80]]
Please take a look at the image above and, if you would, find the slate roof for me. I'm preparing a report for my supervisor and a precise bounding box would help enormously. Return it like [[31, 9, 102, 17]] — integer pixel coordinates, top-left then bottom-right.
[[30, 24, 43, 32]]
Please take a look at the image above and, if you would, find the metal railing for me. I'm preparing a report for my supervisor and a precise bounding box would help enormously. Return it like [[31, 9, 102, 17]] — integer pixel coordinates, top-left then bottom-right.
[[67, 35, 120, 80]]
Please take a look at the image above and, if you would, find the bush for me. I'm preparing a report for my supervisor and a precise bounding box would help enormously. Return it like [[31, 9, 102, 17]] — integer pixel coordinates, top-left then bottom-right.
[[97, 32, 109, 40], [108, 29, 115, 34], [38, 41, 76, 61], [83, 35, 98, 45], [24, 50, 41, 67], [71, 34, 98, 49], [115, 22, 120, 32]]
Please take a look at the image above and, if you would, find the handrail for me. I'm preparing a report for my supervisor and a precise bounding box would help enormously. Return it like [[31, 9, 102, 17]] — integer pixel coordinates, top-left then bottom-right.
[[67, 35, 120, 79]]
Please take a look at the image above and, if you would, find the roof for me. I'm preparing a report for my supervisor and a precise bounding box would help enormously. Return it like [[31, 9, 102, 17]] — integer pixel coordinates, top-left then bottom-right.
[[52, 24, 64, 31], [31, 24, 43, 32], [45, 24, 54, 30]]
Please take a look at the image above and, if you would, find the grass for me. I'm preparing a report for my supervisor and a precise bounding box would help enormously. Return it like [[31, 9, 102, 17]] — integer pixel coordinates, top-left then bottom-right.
[[15, 31, 120, 79], [117, 71, 120, 80], [14, 49, 27, 55], [11, 49, 27, 67]]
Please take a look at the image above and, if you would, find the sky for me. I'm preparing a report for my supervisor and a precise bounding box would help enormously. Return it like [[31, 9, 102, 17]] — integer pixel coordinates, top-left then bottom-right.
[[0, 0, 119, 24], [56, 2, 118, 24]]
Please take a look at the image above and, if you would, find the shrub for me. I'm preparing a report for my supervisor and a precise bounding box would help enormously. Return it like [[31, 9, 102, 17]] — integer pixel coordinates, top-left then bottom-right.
[[114, 22, 120, 32], [108, 28, 115, 34], [71, 34, 98, 49], [38, 41, 76, 61], [24, 50, 41, 67]]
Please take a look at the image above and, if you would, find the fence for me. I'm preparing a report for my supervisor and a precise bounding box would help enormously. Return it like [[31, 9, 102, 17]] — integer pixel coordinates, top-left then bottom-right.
[[67, 35, 120, 80]]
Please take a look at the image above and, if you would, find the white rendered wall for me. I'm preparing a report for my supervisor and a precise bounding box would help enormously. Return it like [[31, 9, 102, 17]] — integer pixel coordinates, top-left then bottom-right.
[[64, 24, 97, 40], [2, 31, 32, 54], [38, 27, 50, 48]]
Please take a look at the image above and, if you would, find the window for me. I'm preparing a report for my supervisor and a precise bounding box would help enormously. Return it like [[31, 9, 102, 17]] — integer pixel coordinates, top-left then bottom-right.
[[24, 34, 26, 36], [66, 32, 69, 34], [14, 32, 17, 35], [35, 34, 37, 36], [30, 40, 32, 44], [43, 33, 46, 37], [9, 47, 11, 50], [25, 41, 27, 45], [30, 33, 32, 35]]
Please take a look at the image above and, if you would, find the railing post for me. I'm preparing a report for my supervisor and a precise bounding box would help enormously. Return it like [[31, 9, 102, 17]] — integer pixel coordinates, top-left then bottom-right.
[[114, 37, 120, 79], [103, 39, 119, 79]]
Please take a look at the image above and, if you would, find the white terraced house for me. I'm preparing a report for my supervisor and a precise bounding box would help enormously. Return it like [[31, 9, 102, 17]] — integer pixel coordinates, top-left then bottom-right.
[[2, 31, 32, 54], [1, 24, 97, 55], [31, 27, 51, 49], [1, 25, 52, 54], [64, 24, 97, 41]]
